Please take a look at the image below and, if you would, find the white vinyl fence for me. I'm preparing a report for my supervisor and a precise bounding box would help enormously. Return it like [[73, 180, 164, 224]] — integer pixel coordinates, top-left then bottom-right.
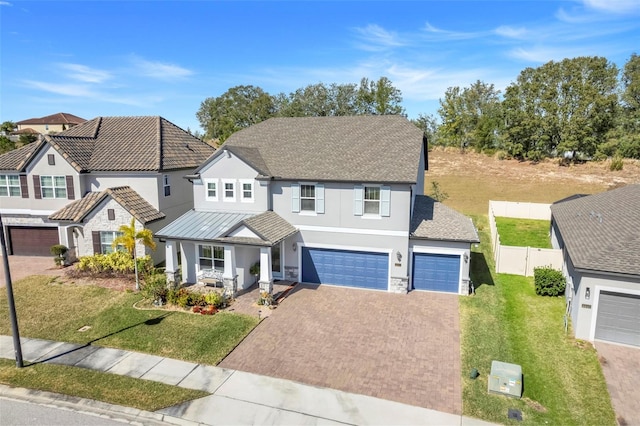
[[489, 201, 563, 276]]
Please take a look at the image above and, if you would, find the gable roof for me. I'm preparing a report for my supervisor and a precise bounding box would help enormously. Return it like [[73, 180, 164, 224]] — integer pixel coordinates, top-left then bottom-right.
[[550, 184, 640, 277], [410, 195, 479, 243], [43, 116, 215, 172], [205, 116, 425, 183], [49, 186, 165, 224], [0, 141, 42, 171], [227, 211, 298, 244], [17, 112, 86, 125]]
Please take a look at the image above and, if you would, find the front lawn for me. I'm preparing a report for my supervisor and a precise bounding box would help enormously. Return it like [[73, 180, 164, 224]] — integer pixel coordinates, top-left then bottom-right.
[[461, 216, 615, 425], [495, 217, 552, 248], [0, 276, 259, 365]]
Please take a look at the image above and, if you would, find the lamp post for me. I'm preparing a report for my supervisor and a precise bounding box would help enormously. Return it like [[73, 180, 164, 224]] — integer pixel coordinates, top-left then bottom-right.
[[0, 214, 23, 368]]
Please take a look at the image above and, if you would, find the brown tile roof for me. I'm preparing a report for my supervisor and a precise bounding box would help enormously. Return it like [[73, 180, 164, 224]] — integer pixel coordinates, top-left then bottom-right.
[[207, 116, 425, 183], [550, 184, 640, 276], [49, 186, 165, 224], [44, 116, 215, 172], [410, 195, 479, 243], [11, 128, 40, 135], [0, 141, 42, 171], [17, 112, 86, 125]]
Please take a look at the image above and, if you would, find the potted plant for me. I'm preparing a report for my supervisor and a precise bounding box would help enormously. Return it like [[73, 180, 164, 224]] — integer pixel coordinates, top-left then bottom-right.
[[249, 262, 260, 284], [50, 244, 68, 267]]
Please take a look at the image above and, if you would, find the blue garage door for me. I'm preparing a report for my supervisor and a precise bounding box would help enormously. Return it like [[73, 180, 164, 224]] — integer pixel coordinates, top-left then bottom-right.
[[412, 253, 460, 293], [302, 247, 388, 290]]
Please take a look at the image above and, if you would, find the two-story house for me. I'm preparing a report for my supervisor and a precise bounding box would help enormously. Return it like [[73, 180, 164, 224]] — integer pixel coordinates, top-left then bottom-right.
[[16, 112, 86, 135], [157, 116, 478, 296], [0, 116, 215, 263]]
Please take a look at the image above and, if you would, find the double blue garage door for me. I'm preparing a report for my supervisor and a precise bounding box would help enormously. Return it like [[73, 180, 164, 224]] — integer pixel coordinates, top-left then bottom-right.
[[412, 253, 461, 293], [301, 247, 388, 290]]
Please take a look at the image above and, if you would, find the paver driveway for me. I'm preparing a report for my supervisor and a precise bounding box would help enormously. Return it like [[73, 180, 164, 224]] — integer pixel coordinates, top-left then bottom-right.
[[0, 256, 64, 287], [219, 284, 462, 415], [596, 342, 640, 426]]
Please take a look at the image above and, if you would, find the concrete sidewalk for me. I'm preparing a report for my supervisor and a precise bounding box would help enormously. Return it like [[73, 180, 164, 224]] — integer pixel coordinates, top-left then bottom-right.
[[0, 336, 494, 425]]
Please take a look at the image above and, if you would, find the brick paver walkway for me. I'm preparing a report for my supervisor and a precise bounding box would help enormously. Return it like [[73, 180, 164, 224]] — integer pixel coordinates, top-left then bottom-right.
[[219, 284, 462, 415], [596, 342, 640, 425], [0, 255, 65, 287]]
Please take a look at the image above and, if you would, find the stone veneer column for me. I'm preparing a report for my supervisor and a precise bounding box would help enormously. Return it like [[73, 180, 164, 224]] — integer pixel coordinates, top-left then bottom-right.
[[390, 276, 409, 294], [222, 245, 237, 298], [164, 240, 179, 287]]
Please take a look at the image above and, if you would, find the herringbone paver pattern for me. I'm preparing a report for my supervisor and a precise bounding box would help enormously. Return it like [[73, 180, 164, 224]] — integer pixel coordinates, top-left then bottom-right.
[[596, 342, 640, 425], [219, 285, 462, 415]]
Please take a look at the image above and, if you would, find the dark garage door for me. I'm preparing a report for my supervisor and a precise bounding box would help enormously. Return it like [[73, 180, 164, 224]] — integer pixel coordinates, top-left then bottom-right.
[[8, 227, 59, 256], [301, 247, 388, 290], [595, 291, 640, 347], [412, 253, 460, 293]]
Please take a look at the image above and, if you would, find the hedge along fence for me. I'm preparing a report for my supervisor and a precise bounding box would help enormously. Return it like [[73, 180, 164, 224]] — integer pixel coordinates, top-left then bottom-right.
[[488, 201, 563, 277]]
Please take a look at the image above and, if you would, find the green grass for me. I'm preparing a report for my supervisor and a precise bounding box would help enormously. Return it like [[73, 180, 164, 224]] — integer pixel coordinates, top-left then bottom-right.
[[0, 359, 208, 411], [461, 216, 616, 425], [0, 276, 259, 365], [495, 217, 552, 248]]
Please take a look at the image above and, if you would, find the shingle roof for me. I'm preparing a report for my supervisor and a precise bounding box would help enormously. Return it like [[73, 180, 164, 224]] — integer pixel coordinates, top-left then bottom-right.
[[410, 195, 479, 243], [49, 186, 165, 224], [550, 184, 640, 276], [44, 116, 215, 172], [233, 211, 298, 244], [17, 112, 86, 125], [0, 141, 42, 171], [209, 116, 425, 183]]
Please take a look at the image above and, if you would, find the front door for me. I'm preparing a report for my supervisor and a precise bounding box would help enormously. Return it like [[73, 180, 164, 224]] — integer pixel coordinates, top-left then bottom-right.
[[272, 242, 283, 279]]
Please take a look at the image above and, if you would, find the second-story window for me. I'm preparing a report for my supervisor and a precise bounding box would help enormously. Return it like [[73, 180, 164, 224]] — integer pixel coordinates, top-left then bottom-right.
[[163, 175, 171, 197], [41, 176, 67, 199], [206, 180, 217, 201], [241, 180, 254, 202], [223, 180, 235, 202], [300, 185, 315, 211], [364, 187, 381, 214], [0, 175, 20, 197]]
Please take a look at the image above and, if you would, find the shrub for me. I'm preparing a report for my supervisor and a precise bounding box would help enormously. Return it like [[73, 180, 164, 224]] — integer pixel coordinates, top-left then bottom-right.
[[495, 150, 509, 161], [204, 292, 225, 308], [534, 266, 566, 296], [50, 244, 68, 266], [609, 155, 624, 171], [166, 288, 189, 306], [141, 272, 168, 304], [75, 252, 152, 276], [257, 291, 275, 306]]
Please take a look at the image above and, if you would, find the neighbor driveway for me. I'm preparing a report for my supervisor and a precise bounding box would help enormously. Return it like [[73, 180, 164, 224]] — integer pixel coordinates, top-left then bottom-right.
[[0, 255, 64, 287], [596, 342, 640, 425], [219, 284, 462, 415]]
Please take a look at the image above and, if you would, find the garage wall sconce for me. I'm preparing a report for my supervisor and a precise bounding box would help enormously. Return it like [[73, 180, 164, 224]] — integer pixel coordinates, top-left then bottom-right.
[[396, 251, 402, 262], [292, 243, 297, 252], [585, 287, 590, 300], [464, 253, 469, 263]]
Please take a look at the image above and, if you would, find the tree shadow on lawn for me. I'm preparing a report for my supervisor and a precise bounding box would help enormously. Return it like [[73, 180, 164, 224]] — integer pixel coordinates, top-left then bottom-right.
[[470, 251, 495, 290], [30, 312, 173, 366]]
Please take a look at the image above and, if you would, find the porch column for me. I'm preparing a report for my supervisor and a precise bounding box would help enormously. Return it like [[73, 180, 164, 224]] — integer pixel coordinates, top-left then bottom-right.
[[223, 245, 238, 298], [180, 241, 196, 284], [259, 246, 273, 294], [165, 240, 179, 287]]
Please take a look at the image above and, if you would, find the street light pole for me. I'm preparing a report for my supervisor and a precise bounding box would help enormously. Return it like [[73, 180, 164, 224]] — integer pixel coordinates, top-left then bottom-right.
[[0, 213, 23, 368]]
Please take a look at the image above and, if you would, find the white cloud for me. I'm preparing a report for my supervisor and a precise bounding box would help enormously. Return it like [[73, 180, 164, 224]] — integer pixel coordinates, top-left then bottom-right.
[[0, 1, 12, 6], [422, 22, 484, 41], [352, 24, 405, 51], [58, 63, 112, 83], [22, 80, 95, 97], [582, 0, 640, 14], [129, 55, 194, 80], [494, 25, 528, 39]]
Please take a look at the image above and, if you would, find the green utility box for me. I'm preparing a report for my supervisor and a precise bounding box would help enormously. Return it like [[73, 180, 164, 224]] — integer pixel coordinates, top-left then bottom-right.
[[488, 360, 522, 398]]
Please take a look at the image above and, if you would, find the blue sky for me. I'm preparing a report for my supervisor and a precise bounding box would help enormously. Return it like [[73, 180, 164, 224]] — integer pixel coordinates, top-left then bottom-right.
[[1, 1, 639, 133]]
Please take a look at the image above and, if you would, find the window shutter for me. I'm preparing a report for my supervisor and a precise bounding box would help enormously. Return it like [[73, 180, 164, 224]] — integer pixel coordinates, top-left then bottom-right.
[[291, 183, 300, 213], [353, 185, 363, 216], [66, 176, 75, 200], [48, 154, 55, 165], [92, 231, 101, 254], [315, 184, 325, 214], [108, 209, 115, 220], [381, 186, 391, 217], [20, 175, 29, 198], [33, 175, 41, 199]]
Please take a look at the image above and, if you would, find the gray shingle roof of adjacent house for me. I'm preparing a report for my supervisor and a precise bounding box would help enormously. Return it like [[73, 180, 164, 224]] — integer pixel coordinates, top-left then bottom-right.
[[207, 116, 425, 183], [43, 116, 215, 172], [410, 195, 479, 243], [49, 186, 165, 224], [550, 184, 640, 276]]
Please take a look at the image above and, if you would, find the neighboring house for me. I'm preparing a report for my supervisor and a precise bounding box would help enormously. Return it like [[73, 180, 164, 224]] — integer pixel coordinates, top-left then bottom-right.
[[16, 112, 86, 135], [550, 184, 640, 347], [157, 116, 479, 296], [0, 116, 215, 262]]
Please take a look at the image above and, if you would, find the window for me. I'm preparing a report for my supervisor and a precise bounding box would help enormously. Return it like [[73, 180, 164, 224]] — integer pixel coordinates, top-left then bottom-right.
[[300, 185, 315, 211], [47, 154, 55, 165], [199, 245, 225, 271], [107, 209, 115, 220], [241, 180, 253, 202], [223, 180, 235, 201], [364, 187, 381, 214], [163, 175, 171, 197], [40, 176, 67, 199], [206, 180, 217, 200], [100, 231, 124, 254], [0, 175, 20, 197]]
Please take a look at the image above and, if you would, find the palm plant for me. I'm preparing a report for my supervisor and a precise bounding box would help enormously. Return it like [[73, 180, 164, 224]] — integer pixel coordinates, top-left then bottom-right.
[[113, 218, 156, 290]]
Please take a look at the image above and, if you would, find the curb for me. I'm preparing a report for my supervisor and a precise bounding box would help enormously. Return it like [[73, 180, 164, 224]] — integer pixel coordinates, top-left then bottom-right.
[[0, 384, 204, 426]]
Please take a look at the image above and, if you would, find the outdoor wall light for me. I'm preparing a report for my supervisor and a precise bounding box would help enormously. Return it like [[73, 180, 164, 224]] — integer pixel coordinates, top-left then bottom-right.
[[464, 253, 469, 263], [396, 251, 402, 262], [585, 287, 591, 300], [292, 243, 297, 252]]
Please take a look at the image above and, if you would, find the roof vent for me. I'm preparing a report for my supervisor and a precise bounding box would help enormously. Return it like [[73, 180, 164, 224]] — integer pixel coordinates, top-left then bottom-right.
[[488, 360, 522, 398]]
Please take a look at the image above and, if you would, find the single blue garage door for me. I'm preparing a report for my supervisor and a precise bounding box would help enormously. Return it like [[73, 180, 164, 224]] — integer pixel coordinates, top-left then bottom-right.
[[412, 253, 460, 293], [302, 247, 388, 290]]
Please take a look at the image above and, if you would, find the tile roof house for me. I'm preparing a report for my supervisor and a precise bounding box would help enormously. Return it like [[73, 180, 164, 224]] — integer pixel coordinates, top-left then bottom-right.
[[550, 184, 640, 347], [157, 116, 479, 296], [0, 116, 215, 262], [16, 112, 86, 135]]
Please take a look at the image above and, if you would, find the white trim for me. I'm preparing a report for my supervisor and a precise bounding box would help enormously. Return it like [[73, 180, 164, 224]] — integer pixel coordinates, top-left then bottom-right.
[[222, 179, 236, 202], [588, 285, 640, 343], [409, 246, 465, 295], [0, 208, 57, 215], [239, 179, 255, 203], [297, 224, 406, 237], [204, 178, 218, 202]]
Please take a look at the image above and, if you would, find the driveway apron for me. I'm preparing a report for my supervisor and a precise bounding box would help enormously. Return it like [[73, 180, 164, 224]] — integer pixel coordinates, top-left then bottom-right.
[[219, 284, 462, 415], [596, 342, 640, 425]]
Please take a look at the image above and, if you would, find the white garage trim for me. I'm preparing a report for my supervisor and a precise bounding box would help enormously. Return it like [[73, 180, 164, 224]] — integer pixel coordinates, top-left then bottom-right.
[[297, 242, 393, 291], [589, 285, 640, 346], [409, 246, 466, 294]]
